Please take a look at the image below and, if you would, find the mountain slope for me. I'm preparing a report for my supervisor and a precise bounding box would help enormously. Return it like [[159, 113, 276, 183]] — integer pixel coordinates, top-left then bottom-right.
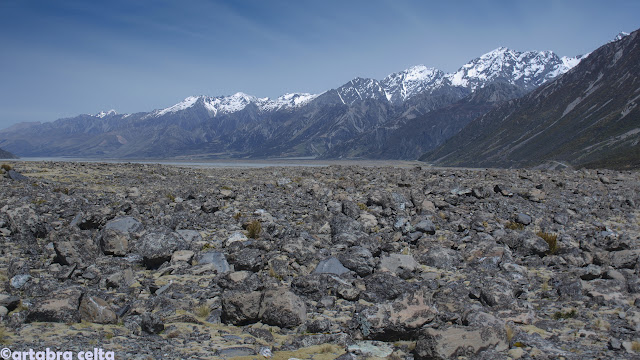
[[0, 147, 18, 159], [422, 31, 640, 169]]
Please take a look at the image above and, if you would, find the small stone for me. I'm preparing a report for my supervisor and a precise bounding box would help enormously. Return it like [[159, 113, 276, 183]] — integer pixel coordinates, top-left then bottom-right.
[[226, 231, 248, 246], [508, 347, 525, 359], [415, 219, 436, 234], [10, 274, 31, 289], [516, 213, 532, 225]]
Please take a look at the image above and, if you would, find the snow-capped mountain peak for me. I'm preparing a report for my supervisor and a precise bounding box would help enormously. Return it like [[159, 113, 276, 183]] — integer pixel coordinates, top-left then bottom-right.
[[257, 93, 319, 111], [382, 65, 445, 103], [95, 109, 117, 118], [445, 47, 584, 91], [612, 32, 630, 42], [154, 91, 319, 118]]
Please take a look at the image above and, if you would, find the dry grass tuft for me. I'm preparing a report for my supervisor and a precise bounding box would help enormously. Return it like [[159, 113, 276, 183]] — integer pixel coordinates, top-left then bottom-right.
[[537, 231, 559, 254], [247, 220, 262, 239]]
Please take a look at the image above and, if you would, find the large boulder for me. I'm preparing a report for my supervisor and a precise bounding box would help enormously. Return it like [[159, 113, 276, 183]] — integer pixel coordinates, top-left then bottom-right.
[[50, 227, 100, 268], [79, 295, 117, 324], [101, 216, 144, 256], [354, 289, 437, 340], [338, 247, 375, 276], [362, 273, 411, 303], [259, 288, 307, 328], [414, 325, 508, 360], [221, 290, 262, 325], [4, 204, 48, 240], [26, 287, 84, 323], [135, 227, 188, 268]]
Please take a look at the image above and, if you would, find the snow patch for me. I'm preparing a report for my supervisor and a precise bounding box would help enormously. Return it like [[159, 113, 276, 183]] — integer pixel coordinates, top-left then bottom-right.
[[95, 110, 117, 118]]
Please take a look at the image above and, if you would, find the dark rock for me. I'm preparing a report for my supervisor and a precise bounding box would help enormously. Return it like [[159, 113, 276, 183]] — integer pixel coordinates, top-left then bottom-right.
[[338, 246, 375, 276], [228, 247, 263, 272], [140, 312, 164, 334], [135, 227, 188, 268], [0, 294, 20, 311], [362, 273, 411, 303]]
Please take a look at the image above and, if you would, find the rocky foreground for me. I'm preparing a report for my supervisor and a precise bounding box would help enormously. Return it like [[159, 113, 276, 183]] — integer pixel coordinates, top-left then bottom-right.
[[1, 161, 639, 359]]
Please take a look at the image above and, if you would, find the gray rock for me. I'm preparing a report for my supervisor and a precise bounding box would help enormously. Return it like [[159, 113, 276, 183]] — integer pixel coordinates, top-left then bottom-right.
[[378, 254, 419, 276], [417, 247, 459, 270], [314, 257, 350, 275], [196, 251, 230, 273], [104, 216, 143, 233], [516, 213, 532, 225], [7, 169, 28, 181]]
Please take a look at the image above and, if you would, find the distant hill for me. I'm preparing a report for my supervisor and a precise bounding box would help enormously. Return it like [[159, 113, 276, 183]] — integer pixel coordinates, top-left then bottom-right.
[[422, 30, 640, 169]]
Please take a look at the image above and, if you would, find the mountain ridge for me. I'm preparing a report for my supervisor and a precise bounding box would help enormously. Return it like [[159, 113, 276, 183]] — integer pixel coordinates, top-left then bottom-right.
[[421, 29, 640, 169]]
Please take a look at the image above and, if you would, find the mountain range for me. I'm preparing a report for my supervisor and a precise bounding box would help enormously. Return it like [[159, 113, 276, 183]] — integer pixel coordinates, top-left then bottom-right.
[[422, 30, 639, 170], [0, 45, 586, 160]]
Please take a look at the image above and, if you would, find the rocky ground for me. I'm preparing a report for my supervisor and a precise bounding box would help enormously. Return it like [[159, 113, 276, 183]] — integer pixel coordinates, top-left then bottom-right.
[[0, 161, 639, 359]]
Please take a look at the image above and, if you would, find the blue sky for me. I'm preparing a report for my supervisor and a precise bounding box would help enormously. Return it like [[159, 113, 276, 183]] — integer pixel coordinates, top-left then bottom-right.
[[0, 0, 638, 129]]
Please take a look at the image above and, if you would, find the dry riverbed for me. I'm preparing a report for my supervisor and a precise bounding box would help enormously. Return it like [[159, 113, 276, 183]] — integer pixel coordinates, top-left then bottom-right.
[[1, 161, 639, 359]]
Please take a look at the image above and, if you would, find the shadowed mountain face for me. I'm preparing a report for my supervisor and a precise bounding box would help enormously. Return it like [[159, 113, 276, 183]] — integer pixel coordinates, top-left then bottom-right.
[[0, 46, 583, 159], [422, 30, 640, 169], [0, 147, 18, 159]]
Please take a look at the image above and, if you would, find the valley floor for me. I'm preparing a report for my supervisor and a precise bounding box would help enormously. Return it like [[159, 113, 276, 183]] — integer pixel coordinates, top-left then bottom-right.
[[1, 161, 639, 359]]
